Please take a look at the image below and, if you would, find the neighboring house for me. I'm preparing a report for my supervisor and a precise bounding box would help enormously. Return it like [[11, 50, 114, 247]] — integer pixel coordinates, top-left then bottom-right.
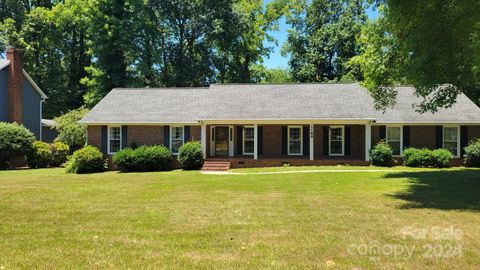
[[0, 48, 47, 140], [80, 84, 480, 168], [41, 119, 58, 143]]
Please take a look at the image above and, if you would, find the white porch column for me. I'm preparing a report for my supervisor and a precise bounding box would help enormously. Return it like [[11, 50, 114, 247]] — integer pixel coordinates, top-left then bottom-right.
[[201, 124, 207, 159], [254, 124, 258, 160], [365, 124, 372, 161], [309, 124, 314, 160]]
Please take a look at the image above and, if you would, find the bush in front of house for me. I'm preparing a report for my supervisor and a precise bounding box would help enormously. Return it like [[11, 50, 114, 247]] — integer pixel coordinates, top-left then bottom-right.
[[430, 149, 453, 168], [402, 147, 453, 168], [178, 141, 203, 170], [50, 141, 70, 166], [464, 138, 480, 167], [53, 107, 89, 152], [369, 141, 394, 167], [0, 122, 36, 169], [66, 145, 105, 174], [26, 141, 52, 168], [112, 145, 173, 172], [402, 147, 432, 167]]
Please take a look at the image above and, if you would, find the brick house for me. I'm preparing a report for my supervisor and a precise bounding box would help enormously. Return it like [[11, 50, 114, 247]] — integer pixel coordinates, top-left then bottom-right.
[[80, 84, 480, 168], [0, 48, 47, 140]]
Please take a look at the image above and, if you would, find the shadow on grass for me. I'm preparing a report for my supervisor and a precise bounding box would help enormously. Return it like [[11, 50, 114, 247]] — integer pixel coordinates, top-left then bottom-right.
[[384, 169, 480, 211]]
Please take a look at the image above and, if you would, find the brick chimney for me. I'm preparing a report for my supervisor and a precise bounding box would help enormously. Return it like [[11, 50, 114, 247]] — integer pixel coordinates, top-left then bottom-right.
[[6, 47, 24, 123]]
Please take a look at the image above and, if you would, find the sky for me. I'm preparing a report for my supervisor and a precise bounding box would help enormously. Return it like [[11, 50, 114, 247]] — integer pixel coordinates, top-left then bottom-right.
[[262, 3, 379, 69]]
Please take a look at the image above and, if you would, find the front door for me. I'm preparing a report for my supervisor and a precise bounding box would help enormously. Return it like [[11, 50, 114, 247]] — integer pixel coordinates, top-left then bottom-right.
[[215, 127, 229, 156]]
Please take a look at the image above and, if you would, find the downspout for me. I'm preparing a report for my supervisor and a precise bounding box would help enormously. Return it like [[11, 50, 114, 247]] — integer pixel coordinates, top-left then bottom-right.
[[40, 98, 45, 141]]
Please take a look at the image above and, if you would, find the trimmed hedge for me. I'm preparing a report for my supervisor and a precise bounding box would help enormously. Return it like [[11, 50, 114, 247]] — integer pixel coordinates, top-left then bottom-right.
[[26, 141, 52, 168], [50, 141, 70, 166], [0, 122, 35, 168], [178, 141, 203, 170], [369, 141, 394, 167], [112, 145, 173, 172], [66, 146, 105, 174], [402, 147, 453, 168], [464, 138, 480, 167]]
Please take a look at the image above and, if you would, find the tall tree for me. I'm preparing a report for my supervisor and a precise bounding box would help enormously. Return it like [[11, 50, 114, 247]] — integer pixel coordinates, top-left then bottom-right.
[[283, 0, 367, 82], [356, 1, 480, 112]]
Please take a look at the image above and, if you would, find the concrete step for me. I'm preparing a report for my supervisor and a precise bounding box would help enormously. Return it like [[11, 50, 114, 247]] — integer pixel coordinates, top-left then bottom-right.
[[202, 160, 231, 171]]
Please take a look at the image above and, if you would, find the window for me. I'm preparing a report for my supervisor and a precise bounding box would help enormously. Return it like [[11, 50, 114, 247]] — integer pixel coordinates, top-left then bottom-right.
[[329, 126, 344, 156], [108, 126, 121, 154], [288, 126, 302, 155], [243, 126, 254, 155], [386, 126, 402, 156], [443, 126, 459, 156], [170, 126, 184, 154]]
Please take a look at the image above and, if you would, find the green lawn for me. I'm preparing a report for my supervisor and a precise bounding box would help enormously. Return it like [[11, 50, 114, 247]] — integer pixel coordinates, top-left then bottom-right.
[[0, 167, 479, 269]]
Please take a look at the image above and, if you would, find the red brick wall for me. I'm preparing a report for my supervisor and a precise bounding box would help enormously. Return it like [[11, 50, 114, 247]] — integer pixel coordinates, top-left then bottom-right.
[[410, 126, 436, 149], [468, 126, 480, 141], [261, 125, 283, 158], [87, 126, 102, 149], [127, 125, 164, 146], [190, 126, 201, 141], [6, 48, 24, 123]]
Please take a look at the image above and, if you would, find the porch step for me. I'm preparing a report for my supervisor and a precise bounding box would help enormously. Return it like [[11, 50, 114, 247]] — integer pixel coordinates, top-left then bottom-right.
[[202, 160, 231, 171]]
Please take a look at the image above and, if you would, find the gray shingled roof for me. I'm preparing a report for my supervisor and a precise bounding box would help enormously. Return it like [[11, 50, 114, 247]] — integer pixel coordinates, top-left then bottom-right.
[[80, 83, 480, 124]]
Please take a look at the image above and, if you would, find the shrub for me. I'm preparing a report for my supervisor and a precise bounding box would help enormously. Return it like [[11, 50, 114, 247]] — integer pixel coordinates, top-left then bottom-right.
[[430, 149, 453, 168], [464, 138, 480, 167], [66, 145, 105, 174], [178, 141, 203, 170], [26, 141, 52, 168], [402, 148, 432, 167], [112, 145, 173, 172], [369, 141, 394, 167], [50, 141, 70, 167], [0, 122, 35, 168], [53, 107, 89, 151], [402, 147, 453, 168]]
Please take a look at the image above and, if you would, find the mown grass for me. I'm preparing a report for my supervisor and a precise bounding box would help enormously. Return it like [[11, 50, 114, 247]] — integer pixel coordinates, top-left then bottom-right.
[[0, 168, 479, 269]]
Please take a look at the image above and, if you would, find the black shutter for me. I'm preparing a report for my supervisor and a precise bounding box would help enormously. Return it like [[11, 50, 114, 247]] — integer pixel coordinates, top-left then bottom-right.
[[237, 126, 243, 155], [403, 126, 410, 149], [379, 126, 386, 140], [121, 126, 128, 149], [323, 127, 329, 156], [303, 125, 309, 156], [435, 126, 443, 149], [184, 126, 190, 142], [281, 126, 287, 155], [345, 126, 351, 156], [101, 126, 108, 154], [164, 126, 170, 148], [460, 126, 468, 156], [258, 126, 263, 155]]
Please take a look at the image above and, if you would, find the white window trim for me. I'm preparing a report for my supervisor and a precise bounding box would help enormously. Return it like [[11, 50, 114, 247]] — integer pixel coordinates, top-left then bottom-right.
[[287, 126, 303, 156], [107, 125, 122, 155], [386, 125, 403, 157], [329, 126, 345, 156], [443, 125, 460, 158], [170, 125, 185, 155], [243, 126, 254, 155]]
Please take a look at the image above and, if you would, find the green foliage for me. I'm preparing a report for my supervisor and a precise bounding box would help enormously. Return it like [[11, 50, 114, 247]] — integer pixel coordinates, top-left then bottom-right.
[[177, 141, 203, 170], [260, 68, 292, 84], [369, 141, 394, 167], [0, 122, 35, 169], [402, 148, 453, 168], [112, 145, 173, 172], [464, 139, 480, 167], [50, 141, 70, 167], [26, 141, 53, 168], [356, 2, 480, 111], [283, 0, 366, 82], [53, 107, 89, 151], [66, 145, 105, 174]]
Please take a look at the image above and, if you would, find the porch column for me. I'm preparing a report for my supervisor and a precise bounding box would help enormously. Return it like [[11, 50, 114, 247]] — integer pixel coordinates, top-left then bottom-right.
[[309, 124, 314, 160], [254, 124, 258, 160], [201, 124, 207, 159], [365, 124, 372, 161]]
